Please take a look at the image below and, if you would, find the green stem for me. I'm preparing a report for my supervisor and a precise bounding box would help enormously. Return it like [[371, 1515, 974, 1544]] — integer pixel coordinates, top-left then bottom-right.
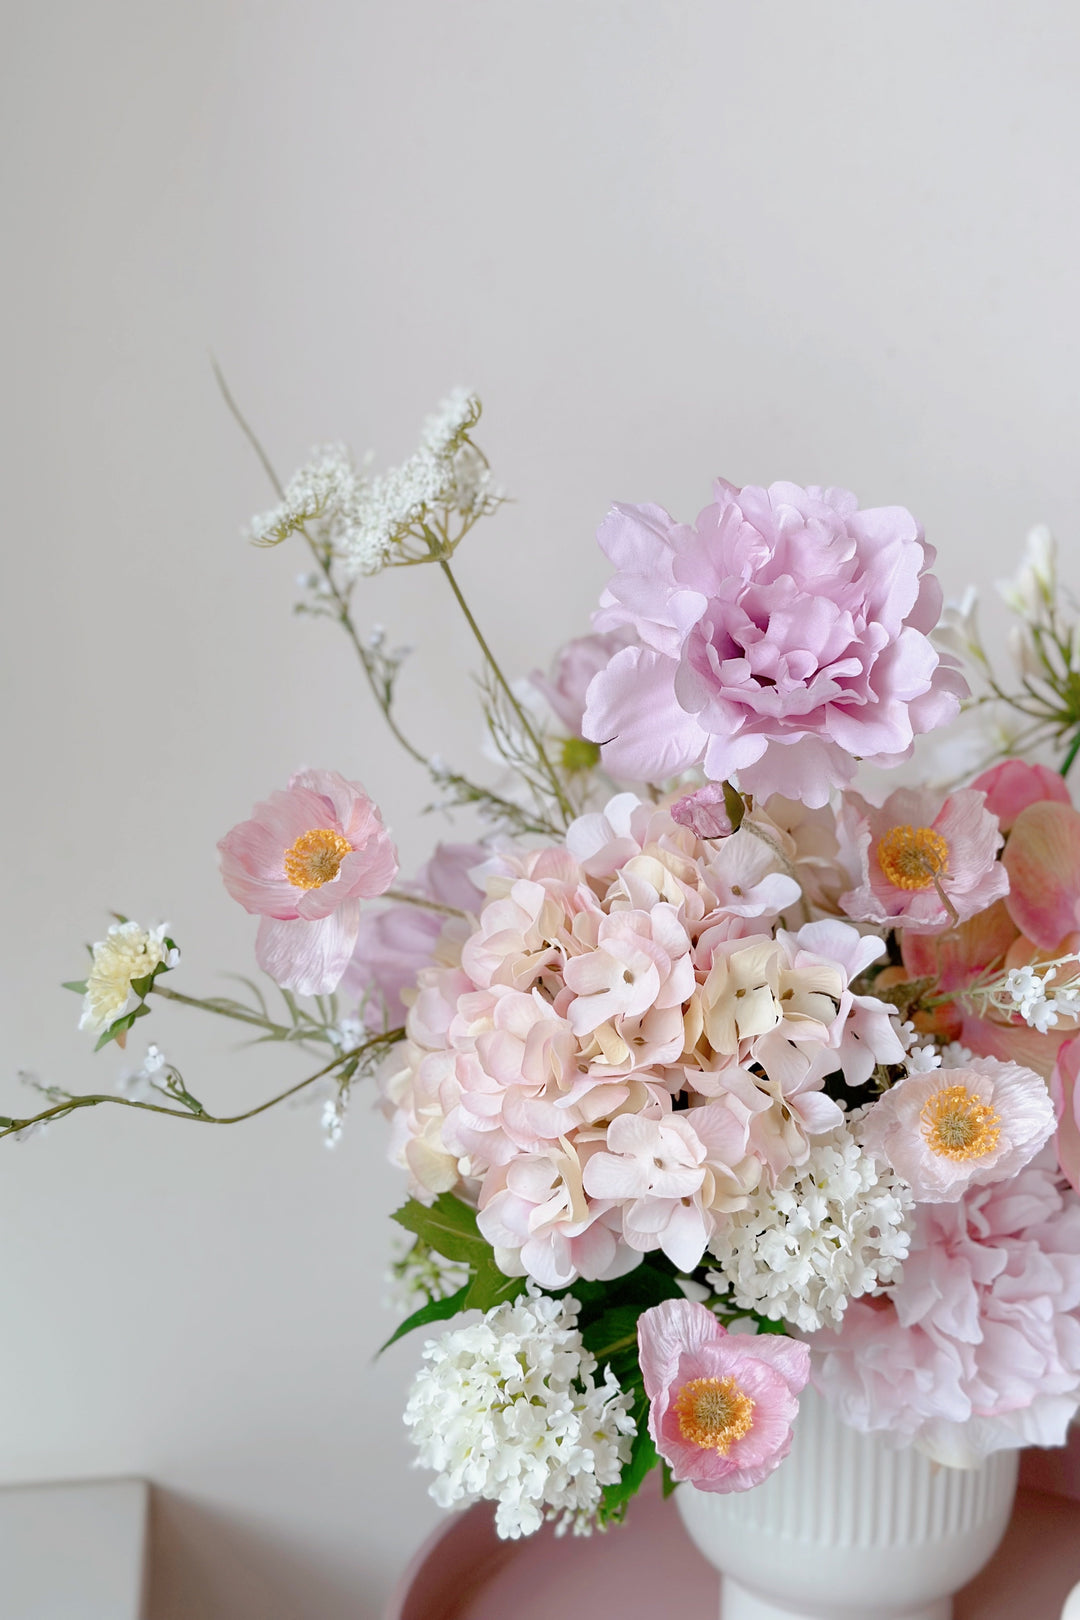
[[150, 983, 306, 1040], [1061, 729, 1080, 779], [1, 1032, 403, 1143], [436, 556, 574, 826], [383, 888, 467, 920]]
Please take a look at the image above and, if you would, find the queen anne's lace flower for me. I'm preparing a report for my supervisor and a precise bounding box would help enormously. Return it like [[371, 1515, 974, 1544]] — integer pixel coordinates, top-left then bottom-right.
[[705, 1124, 913, 1331], [403, 1289, 635, 1538], [80, 921, 175, 1034]]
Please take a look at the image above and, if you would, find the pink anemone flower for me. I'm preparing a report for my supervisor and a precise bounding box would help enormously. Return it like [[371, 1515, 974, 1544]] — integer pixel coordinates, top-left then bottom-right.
[[860, 1058, 1055, 1202], [840, 786, 1007, 934], [219, 769, 398, 996], [970, 759, 1071, 834], [637, 1298, 810, 1492]]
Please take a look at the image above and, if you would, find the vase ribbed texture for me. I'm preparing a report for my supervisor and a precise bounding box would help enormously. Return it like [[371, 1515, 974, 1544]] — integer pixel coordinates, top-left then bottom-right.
[[676, 1388, 1019, 1620]]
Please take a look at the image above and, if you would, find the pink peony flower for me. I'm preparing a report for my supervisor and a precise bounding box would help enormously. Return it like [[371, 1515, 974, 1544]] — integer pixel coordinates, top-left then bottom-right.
[[840, 785, 1007, 934], [860, 1058, 1055, 1202], [814, 1158, 1080, 1464], [638, 1298, 810, 1491], [339, 841, 486, 1027], [218, 769, 398, 996], [1051, 1035, 1080, 1196], [672, 784, 735, 840], [529, 628, 635, 739], [970, 759, 1071, 834], [581, 484, 964, 808]]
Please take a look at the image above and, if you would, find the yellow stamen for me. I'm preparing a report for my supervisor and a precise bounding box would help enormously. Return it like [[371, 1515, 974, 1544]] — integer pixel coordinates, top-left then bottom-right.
[[877, 824, 949, 891], [283, 828, 352, 889], [921, 1084, 1001, 1161], [674, 1376, 755, 1454]]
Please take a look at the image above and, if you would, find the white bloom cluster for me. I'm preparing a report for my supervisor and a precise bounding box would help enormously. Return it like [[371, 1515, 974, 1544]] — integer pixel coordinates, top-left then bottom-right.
[[706, 1125, 913, 1333], [79, 921, 176, 1035], [403, 1289, 635, 1539], [251, 392, 496, 579], [1003, 959, 1080, 1033], [898, 1021, 943, 1075], [251, 443, 361, 549]]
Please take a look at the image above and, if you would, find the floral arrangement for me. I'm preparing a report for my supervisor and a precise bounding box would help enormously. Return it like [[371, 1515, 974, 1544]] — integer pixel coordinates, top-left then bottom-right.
[[20, 387, 1080, 1539]]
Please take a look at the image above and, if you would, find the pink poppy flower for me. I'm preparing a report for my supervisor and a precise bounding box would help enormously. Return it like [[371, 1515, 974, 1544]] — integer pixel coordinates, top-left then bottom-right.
[[860, 1058, 1056, 1202], [840, 786, 1007, 934], [637, 1298, 810, 1492], [581, 483, 964, 808], [218, 769, 398, 996], [970, 759, 1071, 834], [1002, 800, 1080, 951]]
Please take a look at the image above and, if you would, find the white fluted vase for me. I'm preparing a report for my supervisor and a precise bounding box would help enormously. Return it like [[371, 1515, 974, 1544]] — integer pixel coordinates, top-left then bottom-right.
[[676, 1388, 1018, 1620]]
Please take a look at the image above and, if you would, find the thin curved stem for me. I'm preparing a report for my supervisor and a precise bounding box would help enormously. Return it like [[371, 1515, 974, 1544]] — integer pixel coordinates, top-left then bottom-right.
[[1, 1031, 404, 1143]]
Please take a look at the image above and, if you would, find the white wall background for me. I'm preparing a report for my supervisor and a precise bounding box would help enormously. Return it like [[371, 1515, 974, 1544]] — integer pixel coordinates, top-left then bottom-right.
[[3, 3, 1080, 1615]]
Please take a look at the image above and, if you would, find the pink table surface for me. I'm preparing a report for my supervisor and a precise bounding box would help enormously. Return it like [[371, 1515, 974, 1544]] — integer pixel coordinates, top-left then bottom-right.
[[386, 1478, 1080, 1620]]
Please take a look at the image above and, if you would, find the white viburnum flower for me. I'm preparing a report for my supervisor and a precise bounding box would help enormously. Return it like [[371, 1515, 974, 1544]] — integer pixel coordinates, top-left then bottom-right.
[[706, 1124, 913, 1333], [79, 922, 175, 1035], [403, 1288, 636, 1539]]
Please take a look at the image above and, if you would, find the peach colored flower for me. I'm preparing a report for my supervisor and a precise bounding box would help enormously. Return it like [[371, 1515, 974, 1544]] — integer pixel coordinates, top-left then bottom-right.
[[637, 1298, 810, 1491], [970, 759, 1071, 834]]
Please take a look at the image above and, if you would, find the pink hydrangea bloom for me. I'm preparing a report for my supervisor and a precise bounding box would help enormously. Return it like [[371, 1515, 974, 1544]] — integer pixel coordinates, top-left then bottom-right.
[[813, 1158, 1080, 1464], [218, 769, 398, 996], [840, 786, 1007, 934], [340, 842, 486, 1027], [860, 1058, 1055, 1202], [381, 793, 904, 1284], [672, 784, 734, 840], [970, 759, 1071, 834], [638, 1298, 810, 1491], [581, 484, 964, 808], [529, 628, 634, 738]]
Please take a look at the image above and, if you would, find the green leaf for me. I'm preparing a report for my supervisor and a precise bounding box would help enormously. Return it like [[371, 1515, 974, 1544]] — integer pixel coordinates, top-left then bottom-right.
[[463, 1257, 527, 1312], [722, 779, 746, 832], [92, 1001, 151, 1052], [391, 1193, 491, 1268], [661, 1460, 679, 1499], [61, 980, 88, 994], [378, 1282, 471, 1354]]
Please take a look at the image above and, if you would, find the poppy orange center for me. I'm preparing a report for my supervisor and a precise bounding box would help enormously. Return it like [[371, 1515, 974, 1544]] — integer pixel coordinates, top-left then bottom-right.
[[877, 824, 949, 891], [674, 1376, 755, 1453], [921, 1084, 1001, 1160], [284, 828, 352, 889]]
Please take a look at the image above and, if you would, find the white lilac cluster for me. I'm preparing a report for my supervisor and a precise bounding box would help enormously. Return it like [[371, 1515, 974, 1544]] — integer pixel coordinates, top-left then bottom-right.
[[79, 921, 176, 1035], [403, 1289, 635, 1538], [705, 1123, 913, 1332], [1003, 959, 1080, 1033]]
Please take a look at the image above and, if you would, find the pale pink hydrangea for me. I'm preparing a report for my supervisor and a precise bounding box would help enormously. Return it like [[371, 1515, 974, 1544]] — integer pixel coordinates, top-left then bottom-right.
[[581, 483, 964, 808], [813, 1157, 1080, 1464], [840, 786, 1007, 935], [218, 770, 398, 995], [638, 1298, 810, 1491], [380, 793, 903, 1286], [860, 1059, 1055, 1202]]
